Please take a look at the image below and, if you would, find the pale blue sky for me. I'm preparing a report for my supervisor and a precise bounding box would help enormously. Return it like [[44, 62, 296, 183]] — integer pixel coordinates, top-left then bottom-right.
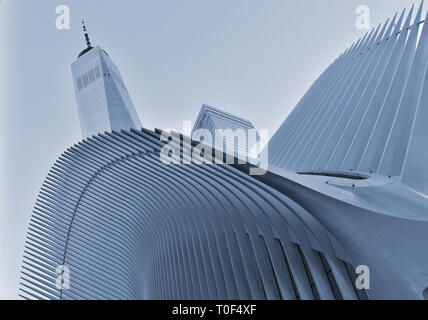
[[0, 0, 424, 299]]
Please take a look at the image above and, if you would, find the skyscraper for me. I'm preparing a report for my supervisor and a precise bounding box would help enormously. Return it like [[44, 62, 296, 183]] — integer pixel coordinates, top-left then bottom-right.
[[192, 104, 261, 162], [71, 22, 141, 138]]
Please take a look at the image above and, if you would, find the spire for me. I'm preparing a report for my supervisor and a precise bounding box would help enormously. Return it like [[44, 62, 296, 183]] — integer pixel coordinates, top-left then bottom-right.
[[77, 20, 94, 58], [82, 20, 92, 48]]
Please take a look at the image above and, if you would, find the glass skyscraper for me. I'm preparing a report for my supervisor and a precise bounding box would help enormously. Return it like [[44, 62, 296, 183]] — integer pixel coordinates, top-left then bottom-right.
[[71, 24, 141, 139], [192, 104, 261, 162]]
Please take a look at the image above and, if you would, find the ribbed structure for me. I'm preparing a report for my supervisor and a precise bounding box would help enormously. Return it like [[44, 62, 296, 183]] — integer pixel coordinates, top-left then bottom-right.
[[268, 4, 428, 181], [19, 128, 365, 300], [263, 3, 428, 300], [20, 3, 428, 300]]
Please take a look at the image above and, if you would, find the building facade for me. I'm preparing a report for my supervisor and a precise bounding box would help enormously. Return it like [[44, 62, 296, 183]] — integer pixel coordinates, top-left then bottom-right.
[[71, 24, 141, 139], [192, 104, 261, 162], [19, 3, 428, 300], [19, 128, 368, 300]]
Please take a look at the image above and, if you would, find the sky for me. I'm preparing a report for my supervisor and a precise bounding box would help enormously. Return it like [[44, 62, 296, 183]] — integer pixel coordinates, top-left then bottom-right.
[[0, 0, 425, 300]]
